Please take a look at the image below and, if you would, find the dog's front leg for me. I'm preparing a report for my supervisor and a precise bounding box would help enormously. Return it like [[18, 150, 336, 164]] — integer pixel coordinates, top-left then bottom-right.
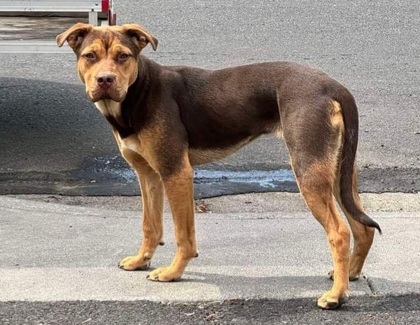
[[148, 160, 198, 282], [119, 155, 164, 271]]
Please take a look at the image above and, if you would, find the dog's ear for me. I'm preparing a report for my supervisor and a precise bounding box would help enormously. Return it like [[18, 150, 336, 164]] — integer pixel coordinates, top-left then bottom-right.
[[122, 24, 158, 51], [56, 23, 94, 52]]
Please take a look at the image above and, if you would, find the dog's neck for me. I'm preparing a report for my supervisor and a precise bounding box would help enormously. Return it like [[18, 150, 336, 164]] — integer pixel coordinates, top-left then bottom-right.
[[124, 55, 153, 110]]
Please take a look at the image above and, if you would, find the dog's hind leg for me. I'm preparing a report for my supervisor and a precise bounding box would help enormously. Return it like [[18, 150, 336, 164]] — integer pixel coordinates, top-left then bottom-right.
[[293, 163, 350, 309], [282, 100, 350, 309], [331, 169, 375, 281], [119, 154, 164, 271]]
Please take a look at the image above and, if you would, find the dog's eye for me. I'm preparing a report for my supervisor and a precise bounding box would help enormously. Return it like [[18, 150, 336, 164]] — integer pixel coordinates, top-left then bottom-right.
[[83, 53, 95, 60], [118, 53, 130, 61]]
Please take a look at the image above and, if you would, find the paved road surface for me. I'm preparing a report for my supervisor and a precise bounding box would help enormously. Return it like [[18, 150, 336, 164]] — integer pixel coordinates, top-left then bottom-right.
[[1, 193, 420, 323]]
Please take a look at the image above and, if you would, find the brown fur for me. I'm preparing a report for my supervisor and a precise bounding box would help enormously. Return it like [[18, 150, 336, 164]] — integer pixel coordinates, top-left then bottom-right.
[[57, 23, 381, 310]]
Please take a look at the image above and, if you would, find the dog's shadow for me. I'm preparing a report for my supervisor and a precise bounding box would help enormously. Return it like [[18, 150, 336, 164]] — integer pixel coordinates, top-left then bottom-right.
[[0, 77, 134, 195], [146, 268, 420, 312], [0, 77, 118, 171]]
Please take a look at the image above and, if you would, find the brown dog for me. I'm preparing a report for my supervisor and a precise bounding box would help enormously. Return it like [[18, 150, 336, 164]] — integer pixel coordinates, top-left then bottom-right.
[[57, 23, 381, 309]]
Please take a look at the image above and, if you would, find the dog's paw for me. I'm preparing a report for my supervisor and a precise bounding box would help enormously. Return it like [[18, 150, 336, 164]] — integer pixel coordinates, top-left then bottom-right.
[[317, 290, 349, 310], [328, 270, 360, 282], [147, 267, 182, 282], [118, 255, 151, 271]]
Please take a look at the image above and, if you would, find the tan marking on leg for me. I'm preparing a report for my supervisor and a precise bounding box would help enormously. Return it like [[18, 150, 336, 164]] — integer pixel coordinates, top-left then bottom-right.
[[148, 153, 198, 282], [333, 168, 375, 281], [113, 132, 164, 271], [295, 162, 350, 309], [119, 162, 164, 271]]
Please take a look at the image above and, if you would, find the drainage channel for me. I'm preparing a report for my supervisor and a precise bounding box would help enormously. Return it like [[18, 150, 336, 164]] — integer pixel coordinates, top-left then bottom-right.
[[194, 169, 295, 187], [98, 167, 299, 198], [193, 169, 298, 198]]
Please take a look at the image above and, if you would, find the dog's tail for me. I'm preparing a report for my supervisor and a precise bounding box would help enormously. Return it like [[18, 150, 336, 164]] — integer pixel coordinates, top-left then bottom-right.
[[335, 90, 382, 234]]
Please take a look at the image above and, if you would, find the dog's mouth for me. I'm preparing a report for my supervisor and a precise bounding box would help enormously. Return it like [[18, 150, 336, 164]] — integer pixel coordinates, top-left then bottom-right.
[[88, 88, 126, 103], [101, 93, 112, 100]]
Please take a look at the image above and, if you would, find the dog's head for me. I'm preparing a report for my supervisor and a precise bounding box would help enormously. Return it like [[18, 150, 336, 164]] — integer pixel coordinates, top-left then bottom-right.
[[57, 23, 158, 102]]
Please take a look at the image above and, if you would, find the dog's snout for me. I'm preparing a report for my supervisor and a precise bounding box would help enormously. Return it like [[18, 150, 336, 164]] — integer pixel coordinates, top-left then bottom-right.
[[97, 73, 116, 88]]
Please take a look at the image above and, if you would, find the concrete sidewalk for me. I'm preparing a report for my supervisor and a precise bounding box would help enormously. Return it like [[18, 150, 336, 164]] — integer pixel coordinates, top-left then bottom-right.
[[0, 193, 419, 303]]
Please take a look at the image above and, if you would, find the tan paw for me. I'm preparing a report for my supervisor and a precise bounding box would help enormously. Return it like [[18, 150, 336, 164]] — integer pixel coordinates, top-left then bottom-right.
[[328, 270, 361, 282], [147, 267, 182, 282], [118, 255, 151, 271], [317, 290, 349, 310]]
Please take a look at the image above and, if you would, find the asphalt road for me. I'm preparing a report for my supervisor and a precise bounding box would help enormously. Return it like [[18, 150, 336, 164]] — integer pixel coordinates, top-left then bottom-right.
[[0, 0, 419, 195], [2, 296, 420, 325]]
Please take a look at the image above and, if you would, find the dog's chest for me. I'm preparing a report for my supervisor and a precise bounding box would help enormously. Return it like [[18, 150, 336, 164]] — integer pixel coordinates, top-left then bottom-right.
[[95, 100, 121, 120], [119, 134, 141, 152], [114, 132, 145, 166]]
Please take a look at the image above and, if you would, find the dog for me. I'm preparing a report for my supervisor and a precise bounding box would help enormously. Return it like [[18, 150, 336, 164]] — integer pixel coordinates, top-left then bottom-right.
[[57, 23, 381, 309]]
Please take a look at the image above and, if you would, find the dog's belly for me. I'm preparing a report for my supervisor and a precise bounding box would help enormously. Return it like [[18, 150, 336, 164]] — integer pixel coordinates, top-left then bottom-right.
[[188, 137, 254, 165]]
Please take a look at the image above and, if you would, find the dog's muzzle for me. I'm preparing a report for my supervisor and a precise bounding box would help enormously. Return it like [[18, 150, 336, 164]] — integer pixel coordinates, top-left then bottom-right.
[[89, 72, 125, 102]]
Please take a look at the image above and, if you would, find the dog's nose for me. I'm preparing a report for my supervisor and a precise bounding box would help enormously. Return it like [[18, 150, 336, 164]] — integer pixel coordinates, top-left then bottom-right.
[[97, 73, 116, 88]]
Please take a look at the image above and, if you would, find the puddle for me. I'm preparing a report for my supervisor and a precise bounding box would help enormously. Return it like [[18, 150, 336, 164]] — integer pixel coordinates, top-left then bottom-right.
[[102, 167, 296, 188], [194, 169, 295, 189], [99, 166, 298, 197]]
